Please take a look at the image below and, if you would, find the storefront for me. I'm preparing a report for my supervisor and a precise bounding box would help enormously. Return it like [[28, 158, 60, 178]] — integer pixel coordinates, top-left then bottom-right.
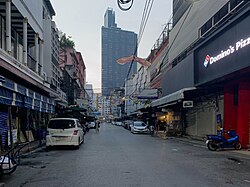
[[194, 9, 250, 148], [0, 75, 55, 151]]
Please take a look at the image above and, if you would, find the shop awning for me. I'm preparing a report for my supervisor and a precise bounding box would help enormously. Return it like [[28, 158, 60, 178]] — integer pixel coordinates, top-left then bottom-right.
[[151, 87, 196, 108], [55, 99, 68, 107], [137, 89, 158, 99]]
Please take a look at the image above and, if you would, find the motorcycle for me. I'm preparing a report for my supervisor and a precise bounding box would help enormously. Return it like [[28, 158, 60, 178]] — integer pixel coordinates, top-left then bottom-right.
[[81, 124, 89, 135], [206, 130, 242, 151]]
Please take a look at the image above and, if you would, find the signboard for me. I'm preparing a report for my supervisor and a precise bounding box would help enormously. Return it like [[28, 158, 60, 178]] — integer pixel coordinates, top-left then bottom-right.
[[195, 13, 250, 85], [8, 129, 17, 145], [183, 101, 193, 108], [137, 89, 158, 99]]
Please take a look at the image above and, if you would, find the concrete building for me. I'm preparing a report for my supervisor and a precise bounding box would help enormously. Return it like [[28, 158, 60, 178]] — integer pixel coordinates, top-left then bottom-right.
[[100, 96, 111, 119], [101, 8, 137, 96], [84, 83, 94, 112], [151, 0, 250, 148], [0, 0, 59, 148], [59, 48, 86, 106]]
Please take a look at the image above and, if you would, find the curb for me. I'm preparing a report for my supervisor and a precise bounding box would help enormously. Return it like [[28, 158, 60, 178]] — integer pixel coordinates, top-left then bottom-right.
[[21, 145, 46, 158], [173, 137, 206, 147], [171, 137, 250, 160]]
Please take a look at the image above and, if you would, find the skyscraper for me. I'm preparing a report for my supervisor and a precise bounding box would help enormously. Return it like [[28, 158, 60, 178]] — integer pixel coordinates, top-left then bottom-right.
[[101, 8, 137, 96]]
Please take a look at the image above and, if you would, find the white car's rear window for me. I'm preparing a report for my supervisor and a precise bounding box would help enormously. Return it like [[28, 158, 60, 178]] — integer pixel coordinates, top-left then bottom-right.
[[48, 120, 75, 129]]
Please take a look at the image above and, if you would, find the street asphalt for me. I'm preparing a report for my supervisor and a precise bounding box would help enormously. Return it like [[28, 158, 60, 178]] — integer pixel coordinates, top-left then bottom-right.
[[1, 123, 250, 187]]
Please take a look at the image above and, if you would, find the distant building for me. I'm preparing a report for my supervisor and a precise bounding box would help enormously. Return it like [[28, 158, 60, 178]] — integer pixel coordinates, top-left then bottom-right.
[[59, 48, 86, 105], [93, 92, 102, 113], [101, 96, 111, 118], [101, 8, 137, 96], [84, 84, 94, 111]]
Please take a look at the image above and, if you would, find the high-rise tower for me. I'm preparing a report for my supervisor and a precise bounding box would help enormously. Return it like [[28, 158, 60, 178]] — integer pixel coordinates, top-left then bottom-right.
[[101, 8, 137, 96]]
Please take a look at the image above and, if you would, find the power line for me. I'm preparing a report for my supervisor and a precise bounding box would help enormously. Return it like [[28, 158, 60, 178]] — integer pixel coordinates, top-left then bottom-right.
[[160, 4, 193, 68], [138, 0, 155, 44], [125, 0, 155, 80]]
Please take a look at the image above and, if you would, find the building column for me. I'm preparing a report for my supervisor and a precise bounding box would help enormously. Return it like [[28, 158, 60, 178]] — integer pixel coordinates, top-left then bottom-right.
[[1, 17, 5, 48], [224, 83, 238, 131], [23, 17, 28, 65], [39, 40, 44, 76], [6, 0, 11, 54], [35, 33, 39, 73], [237, 81, 250, 148]]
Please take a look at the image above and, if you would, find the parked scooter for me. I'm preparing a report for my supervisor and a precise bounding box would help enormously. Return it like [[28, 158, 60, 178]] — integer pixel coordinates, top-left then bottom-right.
[[206, 130, 242, 151]]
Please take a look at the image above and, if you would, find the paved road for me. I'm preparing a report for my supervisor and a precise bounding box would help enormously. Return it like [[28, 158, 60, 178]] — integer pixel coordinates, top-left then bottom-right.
[[2, 123, 250, 187]]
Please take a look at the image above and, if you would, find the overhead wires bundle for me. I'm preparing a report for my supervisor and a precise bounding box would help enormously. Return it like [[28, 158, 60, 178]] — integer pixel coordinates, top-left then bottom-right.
[[126, 0, 155, 79]]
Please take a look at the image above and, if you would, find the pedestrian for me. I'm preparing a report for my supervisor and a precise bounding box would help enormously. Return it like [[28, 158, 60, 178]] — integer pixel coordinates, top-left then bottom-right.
[[95, 120, 100, 133], [149, 125, 154, 136]]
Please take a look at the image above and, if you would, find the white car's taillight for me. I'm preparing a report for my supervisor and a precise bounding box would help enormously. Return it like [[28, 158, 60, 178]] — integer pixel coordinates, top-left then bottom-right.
[[73, 130, 78, 135]]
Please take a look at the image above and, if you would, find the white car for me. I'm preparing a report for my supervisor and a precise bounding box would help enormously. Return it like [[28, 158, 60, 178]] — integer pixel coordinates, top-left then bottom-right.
[[116, 121, 123, 126], [131, 121, 149, 134], [46, 118, 84, 149]]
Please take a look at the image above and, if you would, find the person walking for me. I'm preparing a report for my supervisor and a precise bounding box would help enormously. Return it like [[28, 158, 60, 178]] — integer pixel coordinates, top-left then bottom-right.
[[95, 120, 100, 133]]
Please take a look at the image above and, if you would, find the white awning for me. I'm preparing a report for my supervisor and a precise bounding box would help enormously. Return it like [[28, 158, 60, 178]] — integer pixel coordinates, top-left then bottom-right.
[[151, 87, 196, 108]]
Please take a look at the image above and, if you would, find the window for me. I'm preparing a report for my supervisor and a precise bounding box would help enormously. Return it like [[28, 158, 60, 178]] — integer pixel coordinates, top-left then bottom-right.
[[230, 0, 244, 11], [214, 4, 229, 24], [200, 18, 213, 36], [48, 119, 76, 129]]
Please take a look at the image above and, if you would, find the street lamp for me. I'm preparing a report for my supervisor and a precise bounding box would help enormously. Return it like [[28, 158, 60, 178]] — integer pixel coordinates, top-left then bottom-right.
[[117, 0, 134, 11]]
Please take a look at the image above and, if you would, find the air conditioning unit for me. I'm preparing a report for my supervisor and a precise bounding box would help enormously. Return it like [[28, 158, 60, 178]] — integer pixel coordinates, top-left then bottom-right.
[[183, 101, 193, 108]]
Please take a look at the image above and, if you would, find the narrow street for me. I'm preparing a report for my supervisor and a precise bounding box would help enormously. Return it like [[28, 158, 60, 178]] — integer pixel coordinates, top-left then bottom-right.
[[2, 123, 250, 187]]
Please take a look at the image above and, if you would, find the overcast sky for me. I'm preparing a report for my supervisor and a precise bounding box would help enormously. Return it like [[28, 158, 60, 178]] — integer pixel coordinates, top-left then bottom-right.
[[50, 0, 172, 92]]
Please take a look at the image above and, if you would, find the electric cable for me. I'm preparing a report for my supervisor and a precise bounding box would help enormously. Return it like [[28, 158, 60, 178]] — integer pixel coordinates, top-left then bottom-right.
[[158, 3, 193, 73], [138, 0, 155, 44], [125, 0, 155, 81], [125, 3, 193, 100], [138, 0, 151, 43]]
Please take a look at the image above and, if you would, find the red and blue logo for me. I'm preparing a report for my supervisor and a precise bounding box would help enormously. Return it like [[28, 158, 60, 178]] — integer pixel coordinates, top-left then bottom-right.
[[203, 55, 210, 67]]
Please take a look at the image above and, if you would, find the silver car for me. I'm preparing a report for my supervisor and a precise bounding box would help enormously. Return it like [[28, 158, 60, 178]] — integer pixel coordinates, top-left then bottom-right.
[[131, 121, 149, 134]]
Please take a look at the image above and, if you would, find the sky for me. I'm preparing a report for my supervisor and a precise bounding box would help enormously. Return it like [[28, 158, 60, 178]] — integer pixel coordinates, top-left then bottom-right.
[[50, 0, 172, 92]]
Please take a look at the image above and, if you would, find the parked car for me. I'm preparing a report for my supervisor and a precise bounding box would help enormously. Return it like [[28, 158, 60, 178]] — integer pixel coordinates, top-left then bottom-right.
[[46, 118, 84, 149], [123, 120, 133, 130], [88, 121, 96, 129], [131, 121, 149, 134], [116, 121, 123, 126]]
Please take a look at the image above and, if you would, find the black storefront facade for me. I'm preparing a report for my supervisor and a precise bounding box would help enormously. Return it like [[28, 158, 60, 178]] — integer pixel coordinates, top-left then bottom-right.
[[194, 6, 250, 148]]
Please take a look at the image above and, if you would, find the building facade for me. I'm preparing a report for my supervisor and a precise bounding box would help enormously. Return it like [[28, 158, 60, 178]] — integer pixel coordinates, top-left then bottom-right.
[[59, 48, 86, 106], [0, 0, 59, 149], [151, 0, 250, 148], [101, 8, 137, 96]]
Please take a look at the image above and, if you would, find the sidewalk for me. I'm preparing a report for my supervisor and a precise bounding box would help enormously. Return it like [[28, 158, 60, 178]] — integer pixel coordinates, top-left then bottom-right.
[[168, 135, 250, 159], [20, 141, 45, 157]]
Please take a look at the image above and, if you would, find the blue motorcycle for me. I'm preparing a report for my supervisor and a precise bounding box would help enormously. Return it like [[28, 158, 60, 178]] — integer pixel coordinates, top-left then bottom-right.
[[206, 130, 242, 151]]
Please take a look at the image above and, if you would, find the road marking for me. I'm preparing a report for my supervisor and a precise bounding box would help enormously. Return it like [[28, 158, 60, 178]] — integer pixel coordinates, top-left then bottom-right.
[[244, 180, 250, 183]]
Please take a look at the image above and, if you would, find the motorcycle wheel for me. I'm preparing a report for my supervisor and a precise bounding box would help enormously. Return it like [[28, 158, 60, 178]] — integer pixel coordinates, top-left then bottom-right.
[[207, 141, 218, 151], [234, 142, 242, 150]]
